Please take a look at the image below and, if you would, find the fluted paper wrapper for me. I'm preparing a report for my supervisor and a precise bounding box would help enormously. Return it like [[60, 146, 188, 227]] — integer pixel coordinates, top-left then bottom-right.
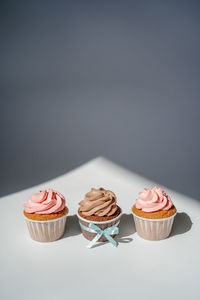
[[133, 213, 176, 241], [78, 212, 121, 242], [25, 215, 67, 242]]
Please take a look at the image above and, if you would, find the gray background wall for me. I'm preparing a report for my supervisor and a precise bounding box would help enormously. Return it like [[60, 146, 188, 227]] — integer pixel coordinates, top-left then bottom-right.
[[1, 0, 199, 199]]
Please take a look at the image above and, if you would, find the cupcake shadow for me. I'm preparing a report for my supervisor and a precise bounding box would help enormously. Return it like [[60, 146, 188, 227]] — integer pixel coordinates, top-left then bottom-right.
[[116, 213, 135, 244], [63, 215, 81, 239], [171, 212, 192, 237]]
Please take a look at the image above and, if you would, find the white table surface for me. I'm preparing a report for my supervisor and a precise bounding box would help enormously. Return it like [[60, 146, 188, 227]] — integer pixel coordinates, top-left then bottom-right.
[[1, 157, 200, 300]]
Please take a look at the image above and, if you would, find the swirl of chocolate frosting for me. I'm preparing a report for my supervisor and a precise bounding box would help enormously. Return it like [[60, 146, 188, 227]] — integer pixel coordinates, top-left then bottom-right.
[[79, 187, 118, 217]]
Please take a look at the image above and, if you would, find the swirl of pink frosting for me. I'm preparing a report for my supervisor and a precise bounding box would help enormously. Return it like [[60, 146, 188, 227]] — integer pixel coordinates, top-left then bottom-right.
[[24, 189, 66, 214], [136, 186, 173, 212]]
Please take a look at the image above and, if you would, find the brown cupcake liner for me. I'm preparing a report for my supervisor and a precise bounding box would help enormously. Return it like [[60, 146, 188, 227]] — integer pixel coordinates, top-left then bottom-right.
[[133, 212, 176, 241], [77, 211, 122, 243], [25, 215, 67, 242]]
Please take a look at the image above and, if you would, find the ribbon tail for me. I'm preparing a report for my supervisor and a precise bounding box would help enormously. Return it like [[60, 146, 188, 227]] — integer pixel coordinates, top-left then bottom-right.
[[104, 234, 118, 247], [87, 233, 102, 249]]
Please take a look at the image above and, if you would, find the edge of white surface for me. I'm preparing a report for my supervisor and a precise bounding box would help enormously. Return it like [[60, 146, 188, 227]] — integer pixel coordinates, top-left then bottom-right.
[[0, 157, 102, 200], [1, 156, 199, 209]]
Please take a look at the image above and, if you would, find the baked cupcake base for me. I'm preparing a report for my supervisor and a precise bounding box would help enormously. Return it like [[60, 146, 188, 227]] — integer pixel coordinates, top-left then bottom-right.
[[132, 205, 176, 219], [24, 207, 68, 221]]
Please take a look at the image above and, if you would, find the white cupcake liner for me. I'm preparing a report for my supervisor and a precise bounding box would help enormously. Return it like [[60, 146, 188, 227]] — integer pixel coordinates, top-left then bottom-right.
[[77, 210, 122, 243], [132, 211, 177, 241], [25, 214, 67, 242]]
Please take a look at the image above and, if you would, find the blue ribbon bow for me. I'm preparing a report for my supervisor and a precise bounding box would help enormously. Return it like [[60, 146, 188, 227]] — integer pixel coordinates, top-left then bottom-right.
[[79, 220, 120, 248]]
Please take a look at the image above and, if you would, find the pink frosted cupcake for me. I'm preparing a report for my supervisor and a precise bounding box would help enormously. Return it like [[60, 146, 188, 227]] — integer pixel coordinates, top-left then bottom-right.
[[24, 189, 68, 242], [132, 186, 177, 240]]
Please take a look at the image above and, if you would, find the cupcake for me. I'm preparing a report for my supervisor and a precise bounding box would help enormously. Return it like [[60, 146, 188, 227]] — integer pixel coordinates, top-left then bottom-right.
[[132, 186, 176, 240], [77, 188, 122, 248], [24, 189, 68, 242]]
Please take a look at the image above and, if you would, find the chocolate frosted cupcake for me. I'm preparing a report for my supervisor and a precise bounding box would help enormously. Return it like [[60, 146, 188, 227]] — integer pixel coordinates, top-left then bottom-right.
[[77, 188, 121, 247], [132, 186, 176, 240]]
